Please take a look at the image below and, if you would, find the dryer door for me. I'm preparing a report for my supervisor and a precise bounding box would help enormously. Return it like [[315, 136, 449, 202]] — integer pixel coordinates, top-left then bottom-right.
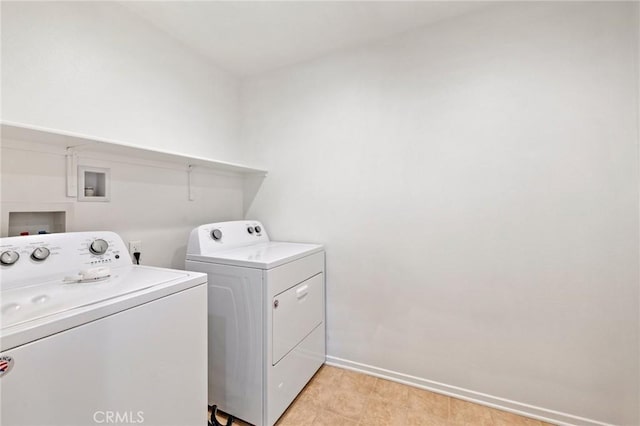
[[272, 273, 323, 365]]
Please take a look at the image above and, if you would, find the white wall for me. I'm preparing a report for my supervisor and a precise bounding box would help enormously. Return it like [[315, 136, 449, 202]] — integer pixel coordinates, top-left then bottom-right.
[[1, 1, 241, 163], [241, 3, 639, 425]]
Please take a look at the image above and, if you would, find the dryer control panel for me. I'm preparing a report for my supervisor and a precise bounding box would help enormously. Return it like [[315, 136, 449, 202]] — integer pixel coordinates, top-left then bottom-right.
[[187, 220, 269, 255]]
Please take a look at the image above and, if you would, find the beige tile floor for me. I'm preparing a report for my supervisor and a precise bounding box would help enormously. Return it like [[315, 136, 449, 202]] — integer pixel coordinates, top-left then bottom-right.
[[212, 365, 555, 426]]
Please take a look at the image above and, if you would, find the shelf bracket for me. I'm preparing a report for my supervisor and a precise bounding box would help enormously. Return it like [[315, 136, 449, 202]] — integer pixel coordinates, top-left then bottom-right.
[[65, 148, 78, 197], [187, 164, 195, 201]]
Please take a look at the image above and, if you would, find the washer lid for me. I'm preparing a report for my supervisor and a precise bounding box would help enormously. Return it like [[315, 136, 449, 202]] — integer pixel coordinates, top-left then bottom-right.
[[186, 241, 323, 269], [1, 265, 207, 351]]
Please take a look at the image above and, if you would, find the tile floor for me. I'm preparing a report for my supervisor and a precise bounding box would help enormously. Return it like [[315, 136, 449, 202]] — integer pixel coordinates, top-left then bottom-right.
[[211, 365, 555, 426]]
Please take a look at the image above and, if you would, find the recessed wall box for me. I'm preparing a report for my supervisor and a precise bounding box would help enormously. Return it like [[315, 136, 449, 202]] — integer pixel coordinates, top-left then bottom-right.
[[78, 166, 110, 202], [7, 211, 66, 236]]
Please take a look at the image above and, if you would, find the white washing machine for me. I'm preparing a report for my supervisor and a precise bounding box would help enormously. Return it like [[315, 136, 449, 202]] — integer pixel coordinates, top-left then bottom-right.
[[0, 231, 208, 426], [186, 221, 325, 426]]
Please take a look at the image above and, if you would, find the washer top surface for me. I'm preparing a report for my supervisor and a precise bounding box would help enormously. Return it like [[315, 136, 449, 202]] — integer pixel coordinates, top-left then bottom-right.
[[2, 265, 192, 330], [187, 241, 323, 269], [186, 221, 323, 269]]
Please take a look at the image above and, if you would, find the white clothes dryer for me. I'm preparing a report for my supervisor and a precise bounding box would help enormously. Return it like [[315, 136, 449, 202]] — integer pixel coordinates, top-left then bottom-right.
[[186, 221, 325, 426]]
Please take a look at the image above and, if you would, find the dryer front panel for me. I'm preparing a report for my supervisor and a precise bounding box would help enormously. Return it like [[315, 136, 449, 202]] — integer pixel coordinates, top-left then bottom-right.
[[272, 273, 323, 365]]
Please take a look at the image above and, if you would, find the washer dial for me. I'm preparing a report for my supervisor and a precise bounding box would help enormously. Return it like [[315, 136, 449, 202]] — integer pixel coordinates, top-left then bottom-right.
[[211, 229, 222, 241], [0, 250, 20, 265], [31, 247, 50, 261], [89, 239, 109, 255]]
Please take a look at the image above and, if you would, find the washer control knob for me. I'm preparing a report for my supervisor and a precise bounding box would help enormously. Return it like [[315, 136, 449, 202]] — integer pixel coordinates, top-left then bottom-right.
[[89, 239, 109, 255], [0, 250, 20, 265], [247, 226, 254, 234], [31, 247, 50, 261], [255, 226, 262, 233], [273, 299, 279, 309], [211, 229, 222, 241]]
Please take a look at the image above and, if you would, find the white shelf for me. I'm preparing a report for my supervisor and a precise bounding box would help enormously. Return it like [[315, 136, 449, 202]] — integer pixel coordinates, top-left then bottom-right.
[[1, 121, 267, 175]]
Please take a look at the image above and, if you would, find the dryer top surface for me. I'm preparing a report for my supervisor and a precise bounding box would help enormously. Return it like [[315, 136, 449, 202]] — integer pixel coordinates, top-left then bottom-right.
[[186, 241, 323, 269]]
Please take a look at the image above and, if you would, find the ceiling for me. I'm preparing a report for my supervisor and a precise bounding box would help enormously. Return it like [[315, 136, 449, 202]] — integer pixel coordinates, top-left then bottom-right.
[[121, 1, 492, 76]]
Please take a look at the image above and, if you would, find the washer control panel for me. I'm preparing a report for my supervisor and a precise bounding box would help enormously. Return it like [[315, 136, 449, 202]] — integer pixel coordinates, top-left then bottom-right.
[[0, 232, 131, 291]]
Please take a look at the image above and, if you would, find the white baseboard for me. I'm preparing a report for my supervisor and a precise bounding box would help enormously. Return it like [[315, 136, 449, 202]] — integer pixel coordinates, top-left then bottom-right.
[[325, 355, 615, 426]]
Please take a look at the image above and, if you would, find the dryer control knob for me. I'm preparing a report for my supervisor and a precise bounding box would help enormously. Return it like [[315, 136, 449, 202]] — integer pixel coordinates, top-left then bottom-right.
[[89, 239, 109, 255], [31, 247, 50, 261], [0, 250, 19, 265], [247, 226, 254, 234], [211, 229, 222, 240], [255, 226, 262, 233]]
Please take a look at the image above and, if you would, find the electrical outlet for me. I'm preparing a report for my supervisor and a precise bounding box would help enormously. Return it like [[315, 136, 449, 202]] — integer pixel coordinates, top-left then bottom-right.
[[129, 240, 142, 257]]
